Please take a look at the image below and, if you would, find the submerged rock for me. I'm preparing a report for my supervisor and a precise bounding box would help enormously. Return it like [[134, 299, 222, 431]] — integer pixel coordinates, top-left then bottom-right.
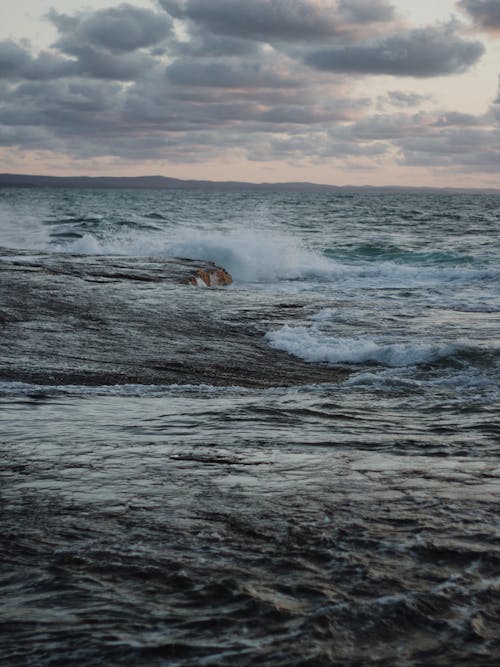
[[0, 247, 348, 388]]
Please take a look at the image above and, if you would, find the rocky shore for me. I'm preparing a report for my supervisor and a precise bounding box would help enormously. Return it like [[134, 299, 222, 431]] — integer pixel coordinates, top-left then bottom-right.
[[0, 248, 348, 388]]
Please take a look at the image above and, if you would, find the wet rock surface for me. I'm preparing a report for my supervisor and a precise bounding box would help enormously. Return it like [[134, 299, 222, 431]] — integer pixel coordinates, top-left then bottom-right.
[[0, 248, 347, 387], [186, 266, 233, 287]]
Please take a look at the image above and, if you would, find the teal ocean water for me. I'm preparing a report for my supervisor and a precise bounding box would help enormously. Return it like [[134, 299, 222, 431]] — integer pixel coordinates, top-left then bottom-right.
[[1, 188, 499, 665]]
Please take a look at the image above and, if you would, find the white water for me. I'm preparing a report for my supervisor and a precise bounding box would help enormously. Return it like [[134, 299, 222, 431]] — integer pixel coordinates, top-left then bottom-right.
[[266, 325, 458, 367], [63, 226, 337, 283]]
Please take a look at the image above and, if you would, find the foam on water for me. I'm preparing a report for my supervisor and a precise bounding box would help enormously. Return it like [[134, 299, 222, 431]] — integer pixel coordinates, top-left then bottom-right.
[[343, 364, 500, 393], [53, 226, 500, 291], [266, 325, 458, 367], [57, 226, 336, 283], [0, 381, 256, 398]]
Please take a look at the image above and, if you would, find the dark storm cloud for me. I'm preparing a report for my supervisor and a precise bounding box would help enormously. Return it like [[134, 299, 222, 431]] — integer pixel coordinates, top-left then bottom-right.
[[159, 0, 350, 40], [457, 0, 500, 32], [305, 26, 485, 77], [48, 5, 172, 53]]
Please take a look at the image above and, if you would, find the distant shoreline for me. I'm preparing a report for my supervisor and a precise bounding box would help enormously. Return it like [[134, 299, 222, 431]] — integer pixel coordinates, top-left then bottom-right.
[[0, 173, 498, 195]]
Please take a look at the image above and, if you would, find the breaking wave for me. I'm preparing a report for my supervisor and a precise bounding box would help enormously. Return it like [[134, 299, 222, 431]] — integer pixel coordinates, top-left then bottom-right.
[[57, 227, 499, 289], [265, 325, 459, 367], [167, 228, 335, 282], [55, 227, 336, 283]]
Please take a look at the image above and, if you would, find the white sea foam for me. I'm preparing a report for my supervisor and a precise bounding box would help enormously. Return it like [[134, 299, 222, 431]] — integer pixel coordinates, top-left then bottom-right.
[[265, 325, 457, 367], [58, 227, 499, 292], [166, 228, 336, 282], [56, 226, 337, 283]]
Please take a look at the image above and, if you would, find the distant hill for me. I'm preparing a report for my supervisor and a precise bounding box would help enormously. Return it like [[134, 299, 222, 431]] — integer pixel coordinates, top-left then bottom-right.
[[0, 173, 498, 194]]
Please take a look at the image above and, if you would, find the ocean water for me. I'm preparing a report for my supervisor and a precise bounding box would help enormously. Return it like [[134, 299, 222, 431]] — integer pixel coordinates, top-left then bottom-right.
[[1, 187, 500, 665]]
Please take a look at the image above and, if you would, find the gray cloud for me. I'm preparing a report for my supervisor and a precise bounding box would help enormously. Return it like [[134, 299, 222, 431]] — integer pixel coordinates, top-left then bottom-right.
[[432, 111, 485, 126], [61, 46, 155, 80], [21, 51, 76, 81], [0, 37, 153, 82], [158, 0, 376, 41], [305, 26, 485, 77], [399, 128, 500, 170], [457, 0, 500, 32], [169, 27, 263, 57], [166, 58, 299, 88], [337, 0, 395, 24], [0, 41, 79, 81], [380, 90, 433, 108], [0, 41, 32, 78], [43, 5, 170, 81], [48, 5, 172, 54], [350, 112, 431, 141], [339, 108, 499, 172], [0, 79, 124, 130]]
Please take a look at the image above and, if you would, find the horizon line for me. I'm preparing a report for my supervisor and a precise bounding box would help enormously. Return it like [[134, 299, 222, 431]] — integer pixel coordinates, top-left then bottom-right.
[[0, 172, 499, 194]]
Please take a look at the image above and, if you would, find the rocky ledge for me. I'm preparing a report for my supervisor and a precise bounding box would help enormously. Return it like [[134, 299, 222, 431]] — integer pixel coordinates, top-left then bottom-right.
[[0, 248, 348, 388]]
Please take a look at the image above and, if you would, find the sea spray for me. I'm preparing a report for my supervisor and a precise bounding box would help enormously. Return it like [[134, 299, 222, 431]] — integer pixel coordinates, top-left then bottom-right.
[[167, 227, 336, 282], [55, 228, 499, 290], [53, 224, 338, 283]]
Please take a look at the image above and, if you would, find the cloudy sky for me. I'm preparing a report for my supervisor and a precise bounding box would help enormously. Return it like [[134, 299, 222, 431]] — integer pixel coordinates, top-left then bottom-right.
[[0, 0, 499, 186]]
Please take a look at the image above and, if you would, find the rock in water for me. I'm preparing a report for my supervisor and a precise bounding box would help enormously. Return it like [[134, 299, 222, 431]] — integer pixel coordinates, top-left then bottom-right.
[[186, 266, 233, 287]]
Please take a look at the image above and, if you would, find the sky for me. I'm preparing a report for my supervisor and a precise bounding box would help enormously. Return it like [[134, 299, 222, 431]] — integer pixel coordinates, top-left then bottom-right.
[[0, 0, 499, 187]]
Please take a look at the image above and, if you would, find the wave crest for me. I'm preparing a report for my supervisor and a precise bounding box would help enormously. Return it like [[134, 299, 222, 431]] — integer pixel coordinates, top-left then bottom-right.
[[168, 228, 335, 283], [266, 325, 458, 367]]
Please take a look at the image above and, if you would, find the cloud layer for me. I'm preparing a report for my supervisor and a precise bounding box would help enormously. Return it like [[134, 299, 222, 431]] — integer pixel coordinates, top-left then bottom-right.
[[0, 0, 497, 181], [458, 0, 500, 32], [304, 26, 485, 77]]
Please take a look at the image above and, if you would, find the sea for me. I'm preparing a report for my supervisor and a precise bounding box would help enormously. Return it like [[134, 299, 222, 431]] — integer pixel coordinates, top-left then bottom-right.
[[1, 187, 499, 666]]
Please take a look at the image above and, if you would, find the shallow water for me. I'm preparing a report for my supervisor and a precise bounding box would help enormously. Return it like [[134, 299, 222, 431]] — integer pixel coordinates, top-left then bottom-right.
[[1, 188, 499, 664]]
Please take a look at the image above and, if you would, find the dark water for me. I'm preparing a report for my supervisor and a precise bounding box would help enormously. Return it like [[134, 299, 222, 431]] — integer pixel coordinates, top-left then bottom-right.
[[1, 188, 499, 665]]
